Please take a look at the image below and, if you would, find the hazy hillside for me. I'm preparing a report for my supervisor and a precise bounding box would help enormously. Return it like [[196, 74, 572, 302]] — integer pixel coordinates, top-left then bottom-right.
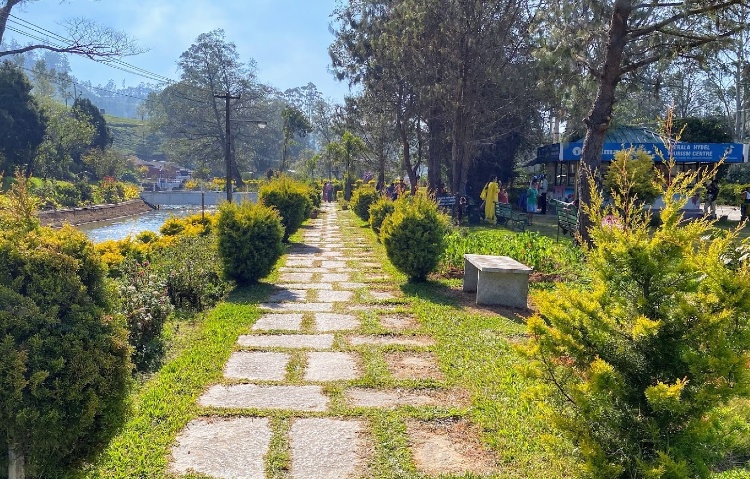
[[106, 114, 166, 161]]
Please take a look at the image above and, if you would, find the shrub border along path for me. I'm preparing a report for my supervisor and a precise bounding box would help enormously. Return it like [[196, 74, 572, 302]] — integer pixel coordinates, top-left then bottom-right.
[[73, 203, 578, 479]]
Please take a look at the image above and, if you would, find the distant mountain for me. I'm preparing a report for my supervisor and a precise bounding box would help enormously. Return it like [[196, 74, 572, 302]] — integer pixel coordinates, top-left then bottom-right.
[[3, 45, 158, 118], [105, 114, 167, 161]]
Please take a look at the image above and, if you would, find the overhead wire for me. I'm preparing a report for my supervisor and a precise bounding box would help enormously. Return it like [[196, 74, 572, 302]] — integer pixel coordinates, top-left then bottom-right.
[[8, 15, 174, 84], [6, 15, 247, 107]]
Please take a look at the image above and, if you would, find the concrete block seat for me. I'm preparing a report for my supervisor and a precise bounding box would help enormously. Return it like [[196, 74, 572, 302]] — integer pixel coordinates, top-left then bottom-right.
[[462, 254, 532, 307]]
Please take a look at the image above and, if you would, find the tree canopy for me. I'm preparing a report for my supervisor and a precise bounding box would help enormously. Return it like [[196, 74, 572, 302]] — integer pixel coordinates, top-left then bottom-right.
[[0, 61, 45, 175]]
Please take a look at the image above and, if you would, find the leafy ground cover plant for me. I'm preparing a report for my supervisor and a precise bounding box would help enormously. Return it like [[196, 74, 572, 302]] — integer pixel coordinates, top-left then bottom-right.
[[119, 259, 173, 372], [439, 229, 584, 281], [520, 157, 750, 478], [153, 234, 230, 312]]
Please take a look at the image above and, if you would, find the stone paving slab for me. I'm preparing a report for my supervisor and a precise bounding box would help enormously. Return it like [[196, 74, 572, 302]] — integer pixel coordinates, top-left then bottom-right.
[[276, 282, 333, 290], [407, 420, 497, 476], [290, 418, 368, 479], [238, 333, 334, 349], [314, 313, 360, 331], [252, 313, 304, 331], [171, 417, 271, 479], [260, 302, 333, 312], [384, 352, 444, 380], [304, 352, 360, 381], [319, 273, 350, 282], [368, 291, 397, 300], [317, 290, 354, 302], [278, 267, 331, 274], [278, 272, 314, 282], [284, 259, 316, 267], [345, 388, 451, 408], [267, 289, 307, 302], [287, 247, 323, 254], [338, 282, 366, 289], [199, 384, 329, 411], [224, 351, 289, 381], [320, 251, 344, 257], [348, 335, 436, 347], [379, 314, 420, 330], [320, 260, 347, 269]]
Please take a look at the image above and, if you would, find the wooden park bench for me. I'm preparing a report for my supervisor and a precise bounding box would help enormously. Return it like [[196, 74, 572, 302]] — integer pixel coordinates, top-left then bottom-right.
[[495, 202, 526, 231], [462, 254, 532, 307], [437, 195, 461, 223], [555, 201, 578, 240], [436, 195, 456, 214]]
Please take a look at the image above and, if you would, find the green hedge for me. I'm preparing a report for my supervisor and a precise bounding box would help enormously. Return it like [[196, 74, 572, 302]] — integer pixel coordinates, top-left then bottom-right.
[[259, 176, 312, 242], [380, 194, 450, 282], [217, 201, 284, 285]]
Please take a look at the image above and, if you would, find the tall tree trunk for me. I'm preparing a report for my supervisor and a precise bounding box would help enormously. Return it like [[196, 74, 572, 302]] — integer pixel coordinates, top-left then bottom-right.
[[397, 115, 415, 192], [427, 111, 444, 193], [9, 443, 25, 479], [451, 106, 471, 196], [577, 0, 631, 245]]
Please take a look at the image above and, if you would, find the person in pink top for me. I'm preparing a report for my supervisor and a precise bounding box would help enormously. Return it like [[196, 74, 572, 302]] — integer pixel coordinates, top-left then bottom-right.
[[498, 185, 509, 204]]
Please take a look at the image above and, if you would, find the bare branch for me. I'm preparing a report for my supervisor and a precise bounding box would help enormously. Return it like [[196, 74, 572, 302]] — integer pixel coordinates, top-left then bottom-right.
[[622, 29, 737, 74], [628, 0, 743, 40]]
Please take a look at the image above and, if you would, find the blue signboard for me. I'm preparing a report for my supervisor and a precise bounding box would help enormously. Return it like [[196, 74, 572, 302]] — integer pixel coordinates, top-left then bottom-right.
[[559, 142, 744, 163]]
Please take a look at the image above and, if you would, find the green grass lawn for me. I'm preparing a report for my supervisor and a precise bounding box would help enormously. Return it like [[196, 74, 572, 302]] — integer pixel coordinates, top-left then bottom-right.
[[69, 207, 750, 479]]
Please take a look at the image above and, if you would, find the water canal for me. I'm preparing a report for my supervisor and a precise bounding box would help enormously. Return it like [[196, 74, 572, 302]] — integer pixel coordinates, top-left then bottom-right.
[[77, 207, 205, 243]]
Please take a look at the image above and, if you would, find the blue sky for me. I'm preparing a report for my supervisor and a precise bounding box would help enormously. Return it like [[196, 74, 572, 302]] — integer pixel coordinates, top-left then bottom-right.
[[6, 0, 352, 102]]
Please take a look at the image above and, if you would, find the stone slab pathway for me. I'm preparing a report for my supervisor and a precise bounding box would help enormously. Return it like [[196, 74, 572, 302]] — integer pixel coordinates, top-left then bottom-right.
[[171, 203, 495, 478]]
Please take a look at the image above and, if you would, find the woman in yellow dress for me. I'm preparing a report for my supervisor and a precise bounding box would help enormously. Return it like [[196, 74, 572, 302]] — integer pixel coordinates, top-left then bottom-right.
[[480, 175, 500, 223]]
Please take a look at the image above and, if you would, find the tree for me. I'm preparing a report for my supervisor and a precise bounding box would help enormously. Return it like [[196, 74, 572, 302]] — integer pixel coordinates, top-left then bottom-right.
[[603, 147, 661, 207], [81, 147, 127, 180], [34, 96, 94, 179], [328, 131, 366, 200], [330, 0, 538, 193], [537, 0, 747, 244], [342, 90, 400, 188], [673, 116, 734, 143], [0, 1, 141, 59], [0, 61, 45, 176], [72, 97, 113, 150], [280, 105, 312, 172], [0, 174, 130, 479], [146, 30, 270, 183], [522, 159, 750, 477]]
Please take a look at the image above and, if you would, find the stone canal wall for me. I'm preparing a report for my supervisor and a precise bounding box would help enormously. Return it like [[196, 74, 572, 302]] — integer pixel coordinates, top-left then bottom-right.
[[38, 199, 155, 228]]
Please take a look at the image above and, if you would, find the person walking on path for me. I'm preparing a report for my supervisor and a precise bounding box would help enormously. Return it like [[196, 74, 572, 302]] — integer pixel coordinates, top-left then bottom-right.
[[480, 175, 500, 223], [741, 185, 750, 221], [539, 174, 549, 215], [526, 180, 539, 225], [704, 180, 719, 218]]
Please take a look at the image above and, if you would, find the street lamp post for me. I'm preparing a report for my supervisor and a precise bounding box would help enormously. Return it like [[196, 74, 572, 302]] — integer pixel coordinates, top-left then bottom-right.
[[215, 91, 267, 203]]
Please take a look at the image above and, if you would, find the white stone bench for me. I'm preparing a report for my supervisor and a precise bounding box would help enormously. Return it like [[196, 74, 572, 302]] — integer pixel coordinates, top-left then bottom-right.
[[462, 254, 532, 308]]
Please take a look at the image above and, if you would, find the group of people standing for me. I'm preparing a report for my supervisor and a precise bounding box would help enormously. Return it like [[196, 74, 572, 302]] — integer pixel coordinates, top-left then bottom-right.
[[479, 176, 509, 224], [480, 174, 548, 226], [322, 181, 334, 202]]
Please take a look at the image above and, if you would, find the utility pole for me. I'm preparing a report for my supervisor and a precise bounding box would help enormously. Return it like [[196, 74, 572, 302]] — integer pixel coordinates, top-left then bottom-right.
[[215, 92, 241, 202]]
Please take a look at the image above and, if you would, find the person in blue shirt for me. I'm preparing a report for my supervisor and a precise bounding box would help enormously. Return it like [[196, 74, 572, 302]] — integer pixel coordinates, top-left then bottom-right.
[[526, 180, 539, 225]]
